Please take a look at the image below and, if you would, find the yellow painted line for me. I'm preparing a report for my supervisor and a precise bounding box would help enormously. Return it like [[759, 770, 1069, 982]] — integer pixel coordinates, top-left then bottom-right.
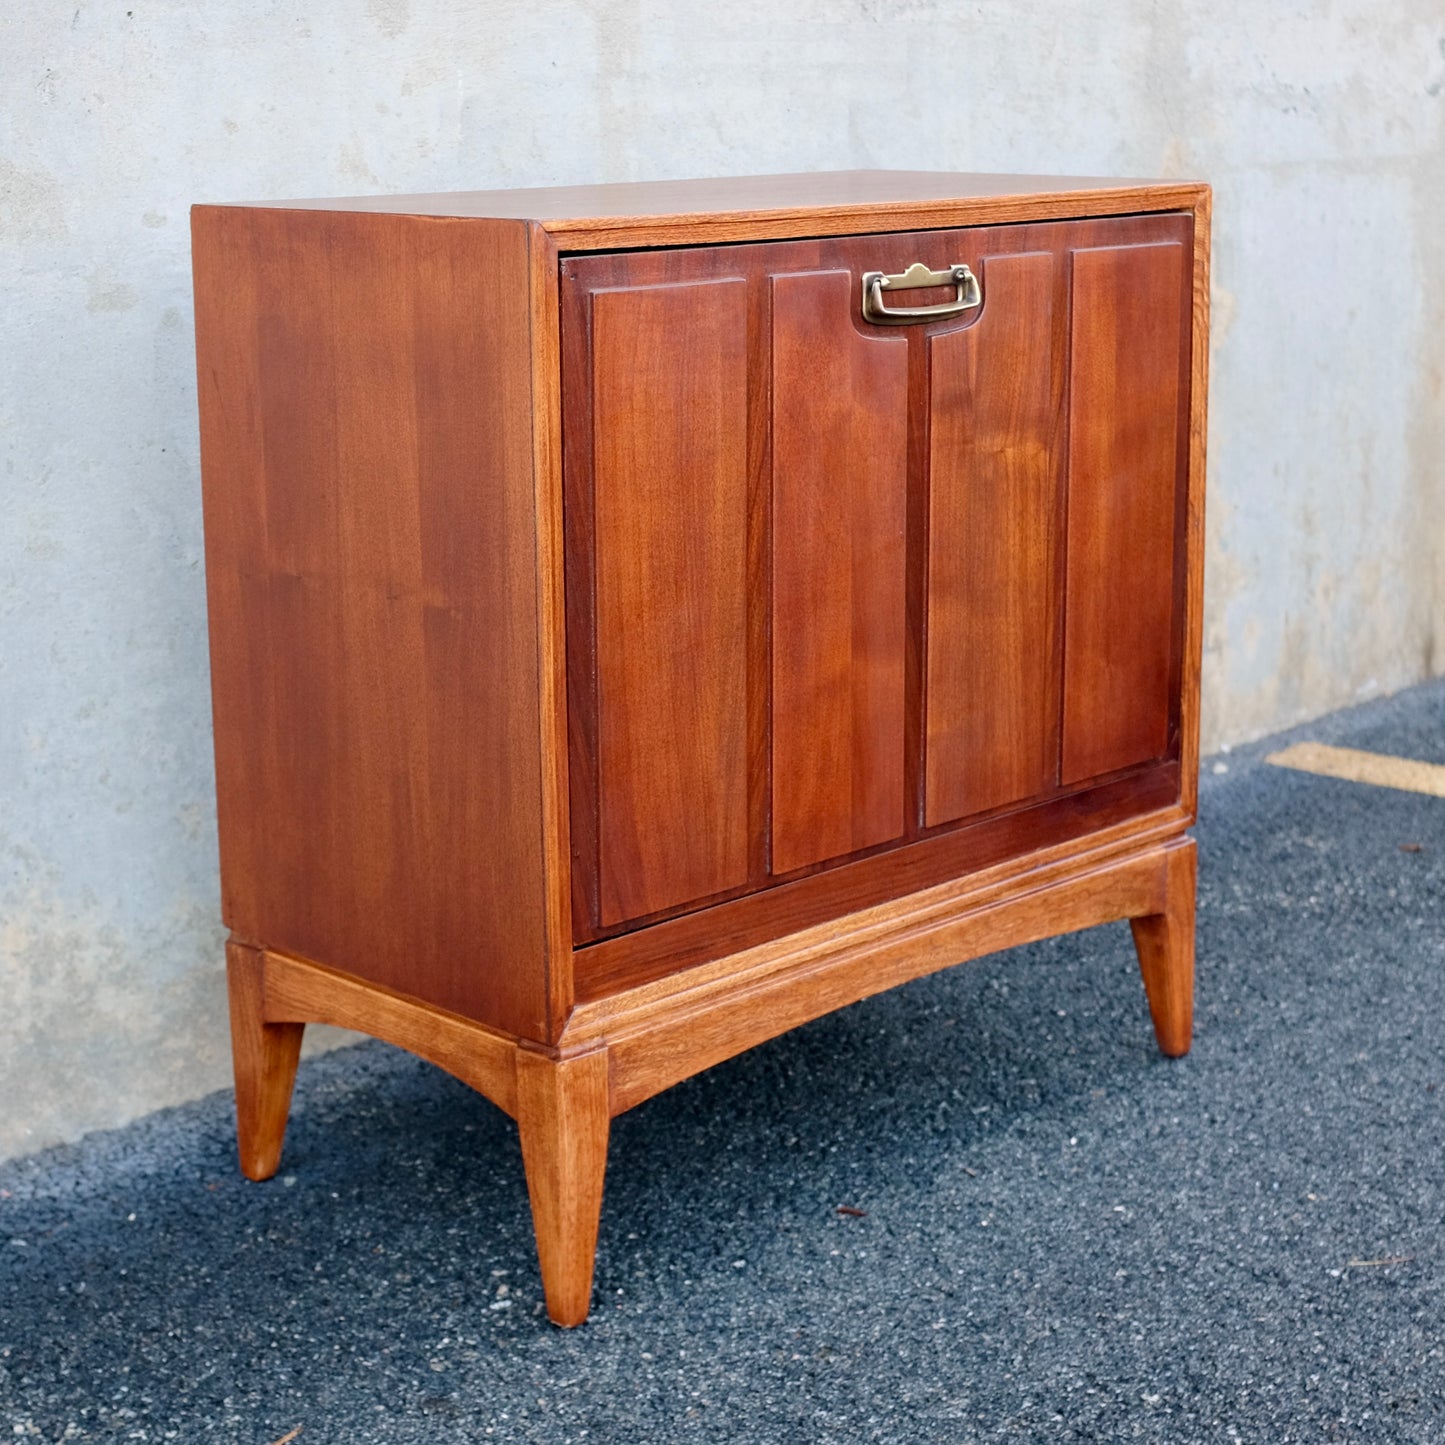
[[1264, 742, 1445, 798]]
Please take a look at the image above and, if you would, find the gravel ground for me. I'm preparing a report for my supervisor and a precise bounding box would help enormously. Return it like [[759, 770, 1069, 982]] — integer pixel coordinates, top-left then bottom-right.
[[3, 679, 1443, 1443]]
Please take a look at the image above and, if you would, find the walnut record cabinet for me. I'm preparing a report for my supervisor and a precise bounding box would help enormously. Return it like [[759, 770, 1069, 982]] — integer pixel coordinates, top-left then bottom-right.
[[191, 170, 1210, 1326]]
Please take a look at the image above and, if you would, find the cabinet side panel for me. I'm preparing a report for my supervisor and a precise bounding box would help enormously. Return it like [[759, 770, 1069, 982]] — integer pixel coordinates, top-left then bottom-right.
[[192, 207, 553, 1039], [925, 251, 1061, 825], [1061, 241, 1186, 785], [192, 208, 281, 959], [592, 280, 752, 925], [771, 270, 908, 874]]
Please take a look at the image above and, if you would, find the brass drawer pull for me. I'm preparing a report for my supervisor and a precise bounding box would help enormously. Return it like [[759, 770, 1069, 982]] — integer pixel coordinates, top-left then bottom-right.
[[861, 261, 981, 326]]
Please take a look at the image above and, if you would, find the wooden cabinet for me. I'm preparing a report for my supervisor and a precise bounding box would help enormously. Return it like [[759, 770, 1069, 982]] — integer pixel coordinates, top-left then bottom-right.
[[192, 171, 1210, 1327]]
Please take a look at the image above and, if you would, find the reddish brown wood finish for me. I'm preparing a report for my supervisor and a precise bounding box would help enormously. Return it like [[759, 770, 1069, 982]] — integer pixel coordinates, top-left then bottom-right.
[[524, 223, 576, 1033], [1130, 839, 1197, 1056], [245, 815, 1188, 1327], [262, 949, 522, 1117], [562, 212, 1192, 962], [226, 939, 303, 1180], [193, 207, 557, 1041], [770, 269, 908, 873], [568, 833, 1183, 1115], [590, 280, 752, 926], [246, 169, 1208, 251], [575, 765, 1184, 1001], [924, 250, 1063, 825], [1062, 240, 1189, 785], [516, 1048, 611, 1328], [1178, 191, 1213, 824]]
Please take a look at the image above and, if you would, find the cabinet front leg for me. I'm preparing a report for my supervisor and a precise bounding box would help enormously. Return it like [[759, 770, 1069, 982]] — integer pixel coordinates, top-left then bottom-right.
[[515, 1048, 611, 1328], [1129, 841, 1197, 1058], [226, 940, 304, 1180]]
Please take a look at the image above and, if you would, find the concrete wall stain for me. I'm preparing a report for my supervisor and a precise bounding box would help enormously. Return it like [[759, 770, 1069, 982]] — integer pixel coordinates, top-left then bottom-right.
[[86, 274, 139, 312], [366, 0, 411, 41], [1, 0, 1441, 1159], [0, 159, 67, 245]]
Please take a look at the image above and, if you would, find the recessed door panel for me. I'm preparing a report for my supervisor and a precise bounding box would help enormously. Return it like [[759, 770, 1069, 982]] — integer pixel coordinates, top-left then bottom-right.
[[591, 279, 752, 926], [1062, 241, 1187, 785], [924, 251, 1062, 827], [771, 269, 909, 874]]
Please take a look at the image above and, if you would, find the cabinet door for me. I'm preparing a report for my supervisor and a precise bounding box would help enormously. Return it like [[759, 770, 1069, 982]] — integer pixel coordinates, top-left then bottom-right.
[[563, 213, 1192, 949]]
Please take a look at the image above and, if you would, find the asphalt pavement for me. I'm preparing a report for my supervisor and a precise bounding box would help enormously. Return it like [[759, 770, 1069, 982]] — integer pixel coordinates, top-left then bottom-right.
[[3, 679, 1443, 1443]]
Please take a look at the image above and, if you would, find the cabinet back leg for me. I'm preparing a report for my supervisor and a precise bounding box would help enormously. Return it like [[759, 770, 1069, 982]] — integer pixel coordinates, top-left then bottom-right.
[[1129, 841, 1197, 1058], [226, 941, 304, 1180], [515, 1048, 611, 1328]]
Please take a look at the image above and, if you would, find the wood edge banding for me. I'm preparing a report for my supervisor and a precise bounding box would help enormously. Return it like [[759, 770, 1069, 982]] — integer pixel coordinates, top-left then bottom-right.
[[539, 185, 1212, 249], [526, 220, 575, 1036], [1179, 191, 1212, 820], [207, 184, 1209, 252]]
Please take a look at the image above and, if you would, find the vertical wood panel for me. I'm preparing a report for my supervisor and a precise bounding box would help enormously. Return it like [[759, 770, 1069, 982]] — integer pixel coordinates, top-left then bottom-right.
[[193, 207, 554, 1040], [771, 270, 908, 874], [525, 224, 575, 1026], [1179, 202, 1209, 822], [592, 279, 751, 925], [1062, 241, 1187, 784], [924, 251, 1061, 826], [326, 221, 430, 978]]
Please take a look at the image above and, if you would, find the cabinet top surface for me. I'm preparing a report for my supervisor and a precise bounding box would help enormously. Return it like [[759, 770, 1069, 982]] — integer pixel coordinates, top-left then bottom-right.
[[197, 169, 1208, 236]]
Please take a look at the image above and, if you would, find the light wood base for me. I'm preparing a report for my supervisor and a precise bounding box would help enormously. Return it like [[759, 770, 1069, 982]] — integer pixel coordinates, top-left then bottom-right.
[[1129, 840, 1197, 1057], [227, 833, 1196, 1324], [516, 1049, 610, 1327], [226, 939, 304, 1181]]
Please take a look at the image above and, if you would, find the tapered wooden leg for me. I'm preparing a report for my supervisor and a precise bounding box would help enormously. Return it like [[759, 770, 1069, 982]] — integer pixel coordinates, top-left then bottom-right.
[[226, 940, 304, 1180], [1129, 841, 1197, 1057], [515, 1047, 611, 1328]]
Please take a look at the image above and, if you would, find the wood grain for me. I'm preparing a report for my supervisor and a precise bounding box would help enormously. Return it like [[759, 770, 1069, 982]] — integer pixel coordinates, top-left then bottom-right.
[[561, 214, 1194, 948], [566, 839, 1176, 1115], [575, 764, 1185, 1000], [526, 223, 574, 1027], [515, 1048, 611, 1327], [744, 254, 774, 898], [1129, 838, 1196, 1056], [1061, 239, 1189, 785], [240, 171, 1210, 252], [260, 946, 520, 1119], [589, 279, 752, 926], [925, 250, 1062, 825], [193, 207, 557, 1041], [226, 939, 304, 1181], [253, 942, 607, 1324], [1179, 197, 1211, 821], [198, 179, 1209, 1331], [770, 268, 908, 873]]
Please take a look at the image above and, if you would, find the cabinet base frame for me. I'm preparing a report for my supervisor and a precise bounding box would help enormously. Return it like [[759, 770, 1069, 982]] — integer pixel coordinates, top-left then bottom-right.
[[227, 831, 1196, 1326]]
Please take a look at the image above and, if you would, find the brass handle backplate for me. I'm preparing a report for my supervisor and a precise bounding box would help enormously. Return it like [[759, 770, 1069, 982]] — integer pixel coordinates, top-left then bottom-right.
[[860, 261, 981, 326]]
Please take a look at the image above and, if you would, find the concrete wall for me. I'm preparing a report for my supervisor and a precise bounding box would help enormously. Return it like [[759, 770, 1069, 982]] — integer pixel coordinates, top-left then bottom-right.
[[3, 1, 1442, 1159]]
